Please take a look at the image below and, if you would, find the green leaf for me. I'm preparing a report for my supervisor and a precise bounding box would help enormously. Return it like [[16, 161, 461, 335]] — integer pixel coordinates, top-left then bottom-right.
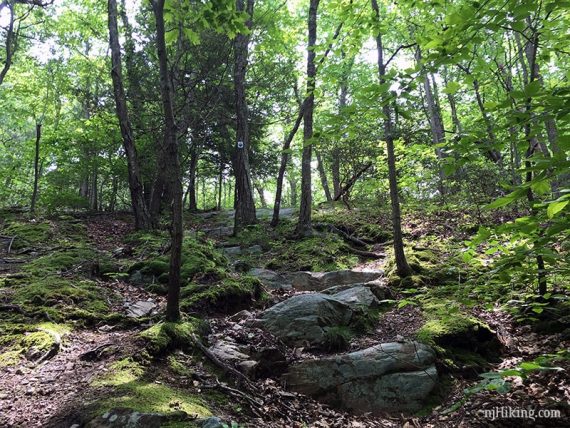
[[524, 81, 542, 98], [485, 189, 525, 210], [547, 200, 569, 218], [443, 81, 461, 95]]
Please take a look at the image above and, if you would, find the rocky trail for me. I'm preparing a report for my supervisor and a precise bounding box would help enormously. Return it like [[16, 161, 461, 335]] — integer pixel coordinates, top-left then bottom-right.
[[0, 210, 568, 427]]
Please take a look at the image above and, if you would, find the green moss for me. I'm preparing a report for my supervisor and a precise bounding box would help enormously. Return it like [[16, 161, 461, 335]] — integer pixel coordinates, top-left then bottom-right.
[[139, 320, 205, 354], [97, 380, 212, 417], [266, 234, 358, 272], [23, 246, 100, 276], [180, 276, 265, 314], [10, 276, 118, 323], [167, 354, 193, 376], [2, 221, 53, 249], [92, 356, 211, 418], [130, 236, 229, 288], [0, 322, 70, 367], [416, 301, 500, 368]]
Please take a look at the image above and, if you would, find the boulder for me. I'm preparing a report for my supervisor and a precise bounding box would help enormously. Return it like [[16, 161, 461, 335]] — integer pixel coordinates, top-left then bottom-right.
[[209, 339, 250, 364], [332, 286, 380, 310], [203, 226, 233, 238], [201, 417, 224, 428], [126, 301, 156, 318], [284, 342, 438, 413], [86, 408, 162, 428], [323, 280, 393, 301], [260, 294, 355, 347], [249, 268, 292, 290], [286, 269, 383, 291]]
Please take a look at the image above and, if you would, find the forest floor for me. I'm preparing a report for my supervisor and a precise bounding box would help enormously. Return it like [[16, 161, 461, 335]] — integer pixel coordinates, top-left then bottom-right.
[[0, 206, 568, 427]]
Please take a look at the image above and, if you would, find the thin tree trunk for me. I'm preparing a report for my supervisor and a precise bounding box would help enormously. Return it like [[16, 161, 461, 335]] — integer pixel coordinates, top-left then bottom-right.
[[109, 175, 118, 212], [315, 149, 332, 202], [372, 0, 411, 278], [523, 26, 547, 296], [30, 123, 41, 214], [270, 105, 304, 227], [296, 0, 319, 236], [108, 0, 151, 230], [288, 176, 298, 207], [233, 0, 257, 233], [217, 161, 223, 211], [151, 0, 183, 321], [255, 182, 267, 208]]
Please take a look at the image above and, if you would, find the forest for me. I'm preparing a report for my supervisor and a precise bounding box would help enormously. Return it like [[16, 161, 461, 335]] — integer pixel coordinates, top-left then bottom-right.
[[0, 0, 569, 426]]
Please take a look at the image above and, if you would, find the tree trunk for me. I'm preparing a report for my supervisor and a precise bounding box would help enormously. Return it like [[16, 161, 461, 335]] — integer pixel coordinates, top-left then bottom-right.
[[109, 175, 118, 212], [233, 0, 257, 233], [270, 103, 304, 227], [151, 0, 183, 321], [108, 0, 152, 230], [217, 162, 224, 211], [315, 149, 332, 202], [372, 0, 411, 278], [187, 146, 198, 211], [288, 175, 298, 208], [296, 0, 319, 236], [255, 182, 267, 208], [30, 123, 41, 214]]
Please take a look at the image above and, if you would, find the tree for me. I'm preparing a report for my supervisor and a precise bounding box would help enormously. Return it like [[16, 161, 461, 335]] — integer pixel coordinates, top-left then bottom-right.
[[150, 0, 183, 321], [371, 0, 411, 277], [107, 0, 152, 230], [233, 0, 256, 233], [296, 0, 319, 236]]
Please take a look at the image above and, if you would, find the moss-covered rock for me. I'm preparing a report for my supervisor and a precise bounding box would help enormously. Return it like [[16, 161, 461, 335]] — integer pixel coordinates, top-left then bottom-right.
[[9, 276, 120, 323], [129, 236, 229, 287], [180, 276, 265, 315], [2, 221, 53, 250], [0, 322, 70, 366], [139, 319, 206, 355], [416, 302, 501, 373], [266, 234, 358, 272]]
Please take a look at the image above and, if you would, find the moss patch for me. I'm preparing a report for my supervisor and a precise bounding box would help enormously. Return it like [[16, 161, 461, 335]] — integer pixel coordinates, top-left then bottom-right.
[[92, 357, 211, 417], [2, 221, 53, 250], [139, 320, 205, 355], [180, 276, 265, 315], [0, 322, 70, 367], [266, 233, 358, 272], [416, 301, 501, 371], [129, 236, 228, 286], [10, 276, 119, 323]]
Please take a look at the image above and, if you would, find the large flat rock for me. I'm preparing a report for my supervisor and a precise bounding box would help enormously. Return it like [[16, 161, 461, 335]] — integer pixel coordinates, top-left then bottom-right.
[[260, 288, 379, 347], [283, 342, 438, 413], [286, 269, 383, 291]]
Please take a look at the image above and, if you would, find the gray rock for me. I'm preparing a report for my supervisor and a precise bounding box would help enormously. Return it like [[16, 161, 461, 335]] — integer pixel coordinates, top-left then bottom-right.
[[201, 416, 224, 428], [284, 342, 438, 413], [323, 280, 393, 301], [249, 268, 292, 290], [286, 269, 383, 291], [126, 301, 156, 318], [260, 294, 354, 347], [229, 310, 252, 322], [247, 245, 263, 254], [209, 339, 250, 363], [203, 226, 233, 238], [86, 408, 162, 428], [332, 286, 380, 310], [222, 246, 242, 256]]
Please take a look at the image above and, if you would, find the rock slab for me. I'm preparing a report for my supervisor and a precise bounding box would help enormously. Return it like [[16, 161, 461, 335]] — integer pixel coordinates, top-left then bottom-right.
[[284, 342, 438, 413], [260, 288, 379, 347]]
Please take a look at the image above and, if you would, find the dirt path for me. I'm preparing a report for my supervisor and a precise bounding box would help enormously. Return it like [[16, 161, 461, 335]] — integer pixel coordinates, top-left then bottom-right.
[[0, 215, 159, 427]]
